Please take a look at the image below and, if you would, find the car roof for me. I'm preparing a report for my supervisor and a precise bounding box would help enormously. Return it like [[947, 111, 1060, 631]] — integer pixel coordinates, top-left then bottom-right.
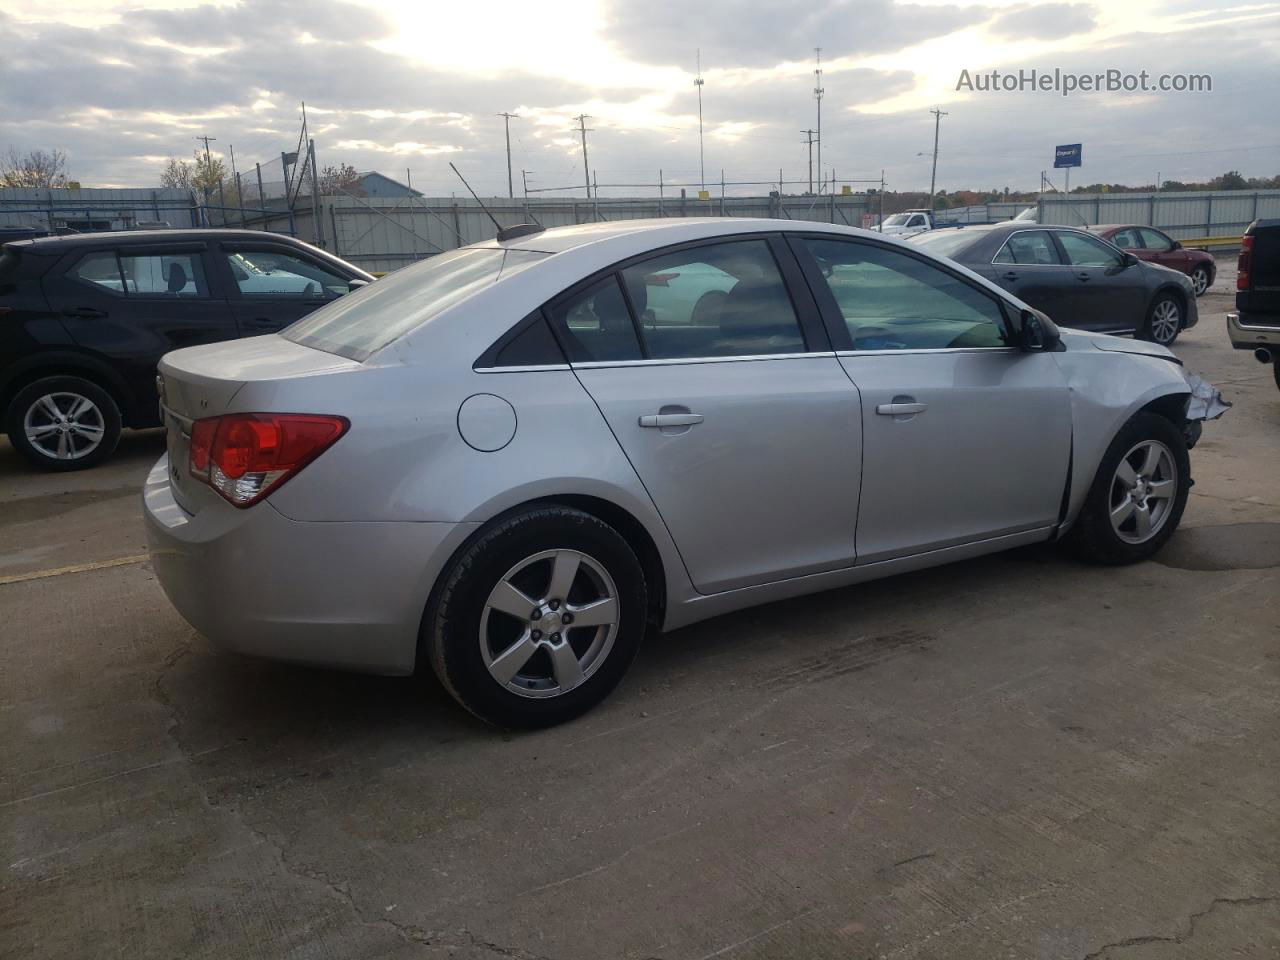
[[474, 217, 871, 255]]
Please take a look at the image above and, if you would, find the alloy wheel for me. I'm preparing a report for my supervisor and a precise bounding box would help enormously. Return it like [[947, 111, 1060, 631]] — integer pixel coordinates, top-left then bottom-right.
[[1109, 440, 1178, 544], [1191, 268, 1209, 296], [1150, 300, 1181, 344], [479, 549, 620, 698], [22, 392, 106, 461]]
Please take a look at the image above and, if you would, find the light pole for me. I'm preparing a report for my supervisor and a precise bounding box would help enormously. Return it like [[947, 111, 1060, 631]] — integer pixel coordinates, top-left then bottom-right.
[[694, 50, 706, 193]]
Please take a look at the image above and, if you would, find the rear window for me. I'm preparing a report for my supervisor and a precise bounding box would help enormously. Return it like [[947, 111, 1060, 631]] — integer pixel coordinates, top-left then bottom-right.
[[282, 247, 547, 361], [908, 228, 990, 259]]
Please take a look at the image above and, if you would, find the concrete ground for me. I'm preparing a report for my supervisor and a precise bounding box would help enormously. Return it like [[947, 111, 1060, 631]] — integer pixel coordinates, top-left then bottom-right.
[[3, 273, 1278, 959]]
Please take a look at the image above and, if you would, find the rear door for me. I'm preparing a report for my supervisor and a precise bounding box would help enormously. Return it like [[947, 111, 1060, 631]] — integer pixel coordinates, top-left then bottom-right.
[[792, 234, 1071, 562], [41, 243, 234, 421], [214, 242, 355, 335], [984, 229, 1074, 326], [1053, 230, 1148, 332], [550, 235, 864, 594]]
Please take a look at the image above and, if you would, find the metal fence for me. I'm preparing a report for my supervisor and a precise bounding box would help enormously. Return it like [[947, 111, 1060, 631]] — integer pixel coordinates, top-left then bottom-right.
[[0, 186, 202, 232], [1035, 190, 1280, 239], [265, 192, 873, 273]]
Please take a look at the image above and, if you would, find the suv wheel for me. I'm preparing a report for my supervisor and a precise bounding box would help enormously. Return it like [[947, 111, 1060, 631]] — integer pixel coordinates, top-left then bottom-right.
[[1140, 295, 1183, 346], [1063, 412, 1190, 565], [6, 376, 122, 471], [425, 506, 648, 728]]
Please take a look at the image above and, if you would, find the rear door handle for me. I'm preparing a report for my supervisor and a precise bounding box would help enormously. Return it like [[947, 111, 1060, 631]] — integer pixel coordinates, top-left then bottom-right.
[[1000, 271, 1019, 281], [639, 413, 704, 428], [876, 402, 927, 416]]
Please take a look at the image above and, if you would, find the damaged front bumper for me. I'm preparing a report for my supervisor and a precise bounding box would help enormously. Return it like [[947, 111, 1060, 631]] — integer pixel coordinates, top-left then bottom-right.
[[1180, 371, 1231, 448]]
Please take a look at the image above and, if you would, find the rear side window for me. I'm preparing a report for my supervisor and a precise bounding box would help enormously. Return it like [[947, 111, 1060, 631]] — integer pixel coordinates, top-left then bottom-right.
[[69, 252, 126, 293], [993, 231, 1061, 265], [283, 247, 547, 361], [549, 276, 643, 362], [119, 252, 208, 297], [1110, 228, 1143, 249]]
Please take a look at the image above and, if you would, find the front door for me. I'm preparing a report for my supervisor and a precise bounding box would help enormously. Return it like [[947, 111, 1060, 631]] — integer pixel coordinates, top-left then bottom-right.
[[1138, 228, 1191, 274], [215, 244, 354, 335], [792, 234, 1072, 562], [548, 237, 863, 594], [1054, 231, 1148, 332], [43, 244, 234, 421]]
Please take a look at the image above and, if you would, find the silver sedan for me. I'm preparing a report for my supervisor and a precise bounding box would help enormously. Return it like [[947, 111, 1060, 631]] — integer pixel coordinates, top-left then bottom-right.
[[145, 218, 1205, 727]]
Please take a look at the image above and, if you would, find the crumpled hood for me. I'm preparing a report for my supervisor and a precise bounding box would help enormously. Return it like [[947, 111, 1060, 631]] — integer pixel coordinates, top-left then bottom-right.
[[1067, 328, 1179, 362]]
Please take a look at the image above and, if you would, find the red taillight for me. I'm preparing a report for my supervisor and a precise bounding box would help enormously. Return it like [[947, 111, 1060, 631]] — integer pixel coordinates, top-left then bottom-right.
[[1238, 235, 1253, 291], [187, 413, 348, 507]]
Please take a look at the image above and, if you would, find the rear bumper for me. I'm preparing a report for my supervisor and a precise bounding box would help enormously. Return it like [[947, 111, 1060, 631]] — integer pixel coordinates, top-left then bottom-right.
[[143, 455, 476, 675], [1228, 311, 1280, 351]]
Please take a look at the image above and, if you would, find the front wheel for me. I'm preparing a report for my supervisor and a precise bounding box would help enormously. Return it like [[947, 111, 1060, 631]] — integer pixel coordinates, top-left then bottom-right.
[[1063, 412, 1190, 565], [5, 376, 122, 471], [424, 506, 648, 728], [1140, 294, 1183, 346]]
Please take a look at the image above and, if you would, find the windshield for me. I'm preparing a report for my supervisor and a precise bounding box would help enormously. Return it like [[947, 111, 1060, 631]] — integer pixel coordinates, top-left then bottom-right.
[[283, 247, 548, 361], [882, 214, 911, 227], [1013, 207, 1038, 221], [908, 227, 992, 258]]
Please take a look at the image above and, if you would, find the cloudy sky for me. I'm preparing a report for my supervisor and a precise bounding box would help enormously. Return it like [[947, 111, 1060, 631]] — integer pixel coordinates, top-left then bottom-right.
[[1, 0, 1278, 196]]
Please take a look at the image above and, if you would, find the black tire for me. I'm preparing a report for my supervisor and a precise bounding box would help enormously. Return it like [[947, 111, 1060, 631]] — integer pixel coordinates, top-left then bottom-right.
[[1190, 265, 1211, 297], [1063, 412, 1191, 565], [424, 505, 648, 728], [1273, 360, 1280, 393], [1139, 293, 1183, 346], [5, 375, 122, 471]]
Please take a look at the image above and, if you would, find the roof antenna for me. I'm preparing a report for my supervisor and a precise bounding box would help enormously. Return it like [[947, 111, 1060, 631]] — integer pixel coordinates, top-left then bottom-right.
[[448, 162, 544, 242]]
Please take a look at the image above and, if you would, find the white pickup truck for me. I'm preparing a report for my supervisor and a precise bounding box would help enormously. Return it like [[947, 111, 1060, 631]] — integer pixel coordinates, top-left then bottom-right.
[[878, 209, 937, 237]]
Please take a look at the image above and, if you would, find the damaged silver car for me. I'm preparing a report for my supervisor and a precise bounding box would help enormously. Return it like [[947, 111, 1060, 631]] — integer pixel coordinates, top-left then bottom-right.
[[144, 219, 1226, 727]]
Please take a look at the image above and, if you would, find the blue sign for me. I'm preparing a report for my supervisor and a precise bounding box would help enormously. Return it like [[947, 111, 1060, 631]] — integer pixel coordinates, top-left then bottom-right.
[[1054, 143, 1082, 168]]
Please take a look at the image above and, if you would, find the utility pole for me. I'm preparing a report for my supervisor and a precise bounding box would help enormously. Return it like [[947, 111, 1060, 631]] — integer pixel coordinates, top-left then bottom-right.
[[694, 49, 706, 193], [814, 49, 824, 193], [802, 129, 817, 194], [574, 114, 592, 199], [927, 107, 948, 211], [497, 112, 519, 198], [194, 135, 217, 196]]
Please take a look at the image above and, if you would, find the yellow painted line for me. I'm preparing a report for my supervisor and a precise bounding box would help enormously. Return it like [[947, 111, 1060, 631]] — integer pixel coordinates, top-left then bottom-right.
[[0, 554, 148, 587]]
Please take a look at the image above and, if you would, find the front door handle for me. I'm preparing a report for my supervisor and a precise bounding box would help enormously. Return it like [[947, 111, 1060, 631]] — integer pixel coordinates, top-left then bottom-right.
[[1076, 271, 1092, 282], [876, 401, 927, 416], [639, 413, 704, 428]]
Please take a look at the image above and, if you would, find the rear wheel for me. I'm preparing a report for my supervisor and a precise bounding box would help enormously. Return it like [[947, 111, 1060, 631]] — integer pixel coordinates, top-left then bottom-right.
[[425, 506, 647, 728], [1190, 265, 1210, 297], [1063, 412, 1190, 565], [5, 376, 121, 471], [1140, 294, 1183, 346]]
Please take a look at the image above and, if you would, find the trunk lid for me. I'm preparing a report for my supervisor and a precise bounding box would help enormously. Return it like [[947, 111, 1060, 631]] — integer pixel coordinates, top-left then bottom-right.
[[157, 335, 360, 514]]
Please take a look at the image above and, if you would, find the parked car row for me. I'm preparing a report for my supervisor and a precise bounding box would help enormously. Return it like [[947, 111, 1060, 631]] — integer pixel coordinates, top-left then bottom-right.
[[909, 223, 1198, 345], [0, 230, 372, 469]]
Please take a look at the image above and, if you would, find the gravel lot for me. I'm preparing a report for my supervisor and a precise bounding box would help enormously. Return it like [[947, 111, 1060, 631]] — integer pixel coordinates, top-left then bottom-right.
[[3, 268, 1278, 959]]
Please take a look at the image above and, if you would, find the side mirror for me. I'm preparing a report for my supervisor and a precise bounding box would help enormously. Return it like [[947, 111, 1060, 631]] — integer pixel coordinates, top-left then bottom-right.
[[1171, 240, 1183, 250], [1121, 252, 1139, 268], [348, 278, 370, 292], [1017, 309, 1061, 352]]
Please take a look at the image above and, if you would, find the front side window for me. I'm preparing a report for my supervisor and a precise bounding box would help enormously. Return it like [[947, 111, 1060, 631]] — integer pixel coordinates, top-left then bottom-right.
[[284, 247, 547, 361], [907, 215, 926, 227], [801, 237, 1009, 351], [993, 231, 1061, 265], [1057, 232, 1123, 268], [618, 239, 804, 359], [1138, 228, 1174, 252], [224, 249, 349, 300], [119, 252, 208, 297]]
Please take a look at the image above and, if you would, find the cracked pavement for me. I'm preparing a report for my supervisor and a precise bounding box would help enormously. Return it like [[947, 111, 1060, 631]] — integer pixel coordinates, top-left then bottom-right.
[[3, 279, 1279, 958]]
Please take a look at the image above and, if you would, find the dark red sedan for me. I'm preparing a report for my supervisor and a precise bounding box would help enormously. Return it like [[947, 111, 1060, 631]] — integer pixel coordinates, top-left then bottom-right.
[[1091, 225, 1216, 296]]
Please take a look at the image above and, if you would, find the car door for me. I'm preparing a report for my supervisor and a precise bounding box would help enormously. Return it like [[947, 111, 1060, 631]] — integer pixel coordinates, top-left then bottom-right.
[[548, 235, 864, 594], [215, 243, 355, 335], [41, 244, 234, 419], [983, 229, 1074, 326], [1053, 230, 1148, 332], [1138, 228, 1190, 275], [792, 234, 1072, 563]]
